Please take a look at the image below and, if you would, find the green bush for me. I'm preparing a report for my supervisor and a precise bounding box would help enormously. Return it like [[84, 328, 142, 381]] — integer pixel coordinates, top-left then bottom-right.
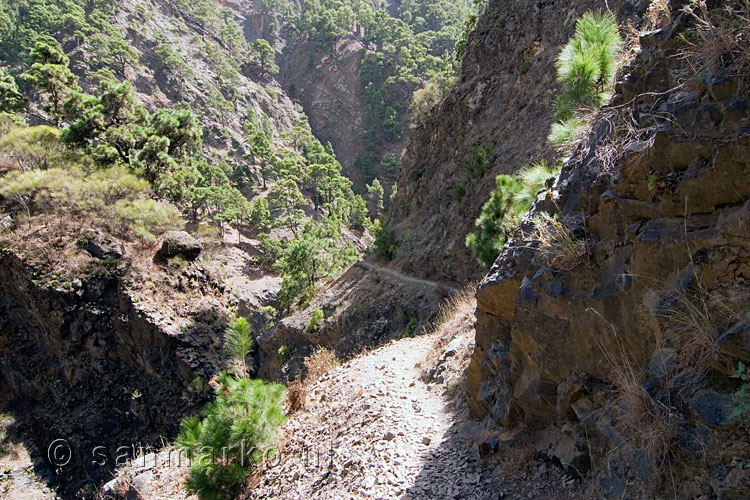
[[466, 162, 559, 267], [372, 217, 396, 261], [0, 125, 76, 170], [454, 183, 467, 200], [176, 373, 285, 500], [549, 11, 621, 147], [464, 144, 492, 179], [113, 198, 182, 242], [307, 308, 324, 331], [260, 306, 278, 329]]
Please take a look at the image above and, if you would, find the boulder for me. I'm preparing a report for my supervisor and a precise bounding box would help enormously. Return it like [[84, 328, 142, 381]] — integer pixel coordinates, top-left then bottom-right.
[[0, 215, 14, 233], [157, 231, 202, 261], [82, 231, 123, 260]]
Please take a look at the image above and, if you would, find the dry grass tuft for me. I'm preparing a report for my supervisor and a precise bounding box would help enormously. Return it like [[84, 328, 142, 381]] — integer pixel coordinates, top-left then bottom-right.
[[658, 285, 743, 381], [680, 0, 750, 96], [285, 379, 308, 414], [303, 347, 339, 384], [595, 313, 680, 461], [417, 283, 477, 376], [533, 213, 588, 271], [647, 0, 673, 30], [614, 366, 680, 460]]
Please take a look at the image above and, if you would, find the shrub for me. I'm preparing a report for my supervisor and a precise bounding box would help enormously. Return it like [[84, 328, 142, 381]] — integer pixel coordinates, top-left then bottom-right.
[[466, 162, 560, 267], [453, 183, 467, 200], [176, 373, 285, 500], [260, 306, 278, 329], [464, 145, 492, 179], [372, 217, 396, 260], [225, 317, 253, 376], [112, 198, 182, 243], [0, 126, 73, 170], [303, 347, 338, 383], [550, 11, 621, 147], [285, 379, 307, 414], [465, 175, 523, 267], [307, 308, 324, 331]]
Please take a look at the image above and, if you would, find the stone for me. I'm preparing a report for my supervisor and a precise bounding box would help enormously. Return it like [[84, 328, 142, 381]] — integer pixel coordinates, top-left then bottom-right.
[[443, 337, 463, 357], [421, 436, 431, 446], [690, 389, 734, 426], [82, 231, 123, 260], [716, 317, 750, 364], [0, 215, 14, 233], [157, 231, 202, 260], [383, 431, 396, 441], [649, 348, 677, 378]]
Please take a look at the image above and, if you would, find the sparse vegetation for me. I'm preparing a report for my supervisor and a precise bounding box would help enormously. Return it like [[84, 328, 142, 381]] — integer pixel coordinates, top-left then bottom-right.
[[307, 308, 325, 331], [680, 0, 750, 96], [532, 212, 588, 271], [303, 346, 339, 383], [548, 11, 622, 150]]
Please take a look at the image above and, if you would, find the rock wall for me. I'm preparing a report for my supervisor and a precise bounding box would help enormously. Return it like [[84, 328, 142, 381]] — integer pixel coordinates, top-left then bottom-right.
[[390, 0, 648, 285], [469, 9, 750, 498], [0, 251, 216, 498]]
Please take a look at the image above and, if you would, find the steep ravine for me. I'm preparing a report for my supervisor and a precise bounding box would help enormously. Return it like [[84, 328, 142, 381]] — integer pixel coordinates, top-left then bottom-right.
[[0, 251, 218, 498], [258, 0, 651, 380]]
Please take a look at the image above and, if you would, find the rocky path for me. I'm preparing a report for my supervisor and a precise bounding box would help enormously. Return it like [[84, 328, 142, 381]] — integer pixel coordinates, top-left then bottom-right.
[[251, 332, 498, 500], [356, 261, 459, 293]]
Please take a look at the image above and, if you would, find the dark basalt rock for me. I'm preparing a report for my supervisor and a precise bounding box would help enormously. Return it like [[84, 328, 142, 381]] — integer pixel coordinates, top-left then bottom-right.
[[157, 231, 202, 261], [81, 231, 124, 260]]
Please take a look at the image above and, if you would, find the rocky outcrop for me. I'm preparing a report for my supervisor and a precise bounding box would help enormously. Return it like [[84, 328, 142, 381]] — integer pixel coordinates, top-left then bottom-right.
[[390, 0, 649, 285], [157, 231, 202, 260], [469, 10, 750, 498], [0, 251, 219, 498]]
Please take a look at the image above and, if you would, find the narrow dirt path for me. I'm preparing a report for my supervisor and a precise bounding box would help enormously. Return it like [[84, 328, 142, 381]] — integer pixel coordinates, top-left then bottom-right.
[[250, 332, 501, 500], [356, 261, 459, 293]]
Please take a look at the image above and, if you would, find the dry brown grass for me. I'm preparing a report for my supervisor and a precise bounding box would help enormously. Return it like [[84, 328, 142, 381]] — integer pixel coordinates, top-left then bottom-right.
[[610, 356, 680, 460], [533, 213, 588, 271], [417, 283, 477, 377], [592, 309, 680, 461], [680, 0, 750, 96], [285, 379, 308, 414], [647, 0, 673, 29], [303, 347, 339, 384], [658, 285, 744, 381]]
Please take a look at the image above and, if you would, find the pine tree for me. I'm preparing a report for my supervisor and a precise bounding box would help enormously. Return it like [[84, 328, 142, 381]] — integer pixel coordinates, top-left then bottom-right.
[[0, 68, 26, 113], [21, 36, 80, 125], [224, 317, 253, 377]]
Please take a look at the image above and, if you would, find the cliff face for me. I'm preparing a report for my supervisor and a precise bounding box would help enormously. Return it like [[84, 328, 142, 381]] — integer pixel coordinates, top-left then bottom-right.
[[390, 0, 648, 285], [0, 251, 217, 497], [277, 36, 412, 188], [469, 9, 750, 498], [254, 0, 652, 377]]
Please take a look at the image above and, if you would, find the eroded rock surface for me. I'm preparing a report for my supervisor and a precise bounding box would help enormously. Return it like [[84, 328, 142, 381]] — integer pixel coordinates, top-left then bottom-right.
[[469, 12, 750, 498]]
